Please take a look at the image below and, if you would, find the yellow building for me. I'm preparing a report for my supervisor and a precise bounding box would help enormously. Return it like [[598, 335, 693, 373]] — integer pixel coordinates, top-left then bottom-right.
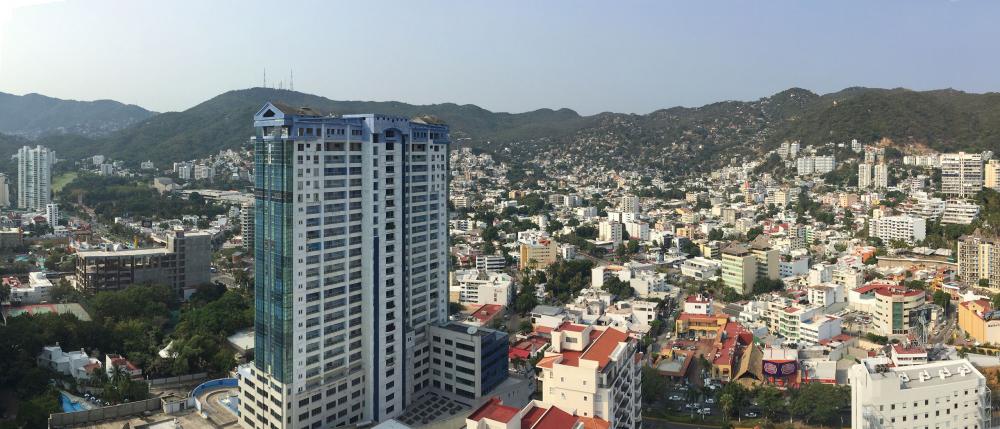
[[674, 313, 729, 339], [519, 238, 558, 270], [958, 299, 1000, 345]]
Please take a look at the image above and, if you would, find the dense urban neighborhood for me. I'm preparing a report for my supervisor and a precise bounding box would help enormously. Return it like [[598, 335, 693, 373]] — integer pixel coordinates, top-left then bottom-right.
[[4, 3, 1000, 429]]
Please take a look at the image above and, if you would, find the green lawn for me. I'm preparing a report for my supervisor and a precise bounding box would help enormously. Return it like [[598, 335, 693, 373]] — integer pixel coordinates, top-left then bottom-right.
[[52, 172, 78, 193]]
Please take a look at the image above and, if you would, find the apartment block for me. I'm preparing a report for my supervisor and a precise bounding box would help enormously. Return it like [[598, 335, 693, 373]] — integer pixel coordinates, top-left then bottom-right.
[[536, 323, 641, 429], [450, 269, 514, 307], [428, 322, 509, 401], [238, 103, 451, 428], [519, 238, 558, 270], [850, 358, 990, 429], [870, 215, 926, 245], [721, 244, 756, 294], [958, 230, 1000, 290], [940, 152, 983, 197], [17, 145, 54, 211]]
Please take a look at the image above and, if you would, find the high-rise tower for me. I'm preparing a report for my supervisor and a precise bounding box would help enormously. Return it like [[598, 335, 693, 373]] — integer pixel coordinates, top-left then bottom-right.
[[238, 102, 450, 428], [17, 145, 54, 211]]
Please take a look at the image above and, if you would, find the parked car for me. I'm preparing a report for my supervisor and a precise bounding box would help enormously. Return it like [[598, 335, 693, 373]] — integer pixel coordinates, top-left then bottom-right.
[[698, 408, 711, 415], [744, 412, 759, 418], [705, 398, 715, 404]]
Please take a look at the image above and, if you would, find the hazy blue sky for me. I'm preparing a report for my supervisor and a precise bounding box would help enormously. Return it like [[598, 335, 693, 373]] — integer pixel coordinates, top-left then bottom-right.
[[1, 0, 998, 115]]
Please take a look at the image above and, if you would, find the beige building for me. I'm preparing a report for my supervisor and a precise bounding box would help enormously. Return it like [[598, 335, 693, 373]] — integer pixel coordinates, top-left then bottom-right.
[[519, 238, 558, 270], [986, 159, 1000, 190], [958, 230, 1000, 290], [874, 286, 926, 336], [536, 323, 641, 429], [722, 244, 756, 294], [749, 236, 780, 281], [940, 152, 983, 197]]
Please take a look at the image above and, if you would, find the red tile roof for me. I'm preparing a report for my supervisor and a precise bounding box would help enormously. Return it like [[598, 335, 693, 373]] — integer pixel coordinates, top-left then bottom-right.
[[580, 327, 630, 370], [532, 405, 578, 429], [521, 405, 548, 428], [557, 321, 587, 332], [471, 304, 505, 323], [468, 398, 519, 423], [578, 417, 611, 429]]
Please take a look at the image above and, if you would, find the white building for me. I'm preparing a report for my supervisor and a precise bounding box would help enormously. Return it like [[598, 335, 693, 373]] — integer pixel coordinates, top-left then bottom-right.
[[99, 163, 115, 176], [44, 203, 59, 226], [620, 195, 640, 214], [237, 104, 452, 428], [537, 324, 641, 429], [680, 257, 721, 281], [858, 163, 873, 189], [940, 152, 983, 197], [870, 215, 927, 245], [475, 255, 506, 272], [599, 220, 623, 245], [873, 163, 889, 189], [624, 220, 649, 241], [450, 269, 514, 307], [17, 145, 54, 211], [849, 358, 989, 429], [37, 345, 101, 380]]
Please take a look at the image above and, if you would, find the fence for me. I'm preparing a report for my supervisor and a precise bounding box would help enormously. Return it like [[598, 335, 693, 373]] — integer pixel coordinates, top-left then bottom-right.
[[48, 398, 162, 428], [147, 372, 208, 388]]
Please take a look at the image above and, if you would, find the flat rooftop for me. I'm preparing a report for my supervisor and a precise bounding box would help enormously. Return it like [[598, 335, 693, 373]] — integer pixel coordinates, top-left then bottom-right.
[[862, 358, 984, 389]]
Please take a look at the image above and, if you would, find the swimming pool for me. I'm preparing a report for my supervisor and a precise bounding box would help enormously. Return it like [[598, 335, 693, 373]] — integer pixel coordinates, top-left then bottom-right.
[[59, 393, 87, 413]]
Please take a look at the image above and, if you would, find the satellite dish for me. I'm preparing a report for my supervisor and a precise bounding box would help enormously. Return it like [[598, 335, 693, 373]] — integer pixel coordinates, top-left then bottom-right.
[[467, 326, 478, 335]]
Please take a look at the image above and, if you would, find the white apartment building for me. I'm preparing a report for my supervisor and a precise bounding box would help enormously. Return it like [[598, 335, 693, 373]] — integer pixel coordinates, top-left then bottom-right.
[[849, 358, 990, 429], [17, 145, 54, 211], [873, 163, 888, 189], [537, 324, 641, 429], [779, 256, 810, 277], [450, 269, 514, 307], [681, 257, 721, 281], [238, 104, 451, 428], [623, 220, 649, 241], [620, 195, 640, 214], [858, 163, 873, 189], [870, 215, 926, 245], [798, 155, 836, 176], [940, 152, 983, 197], [599, 220, 623, 245], [475, 255, 506, 272], [45, 203, 59, 226]]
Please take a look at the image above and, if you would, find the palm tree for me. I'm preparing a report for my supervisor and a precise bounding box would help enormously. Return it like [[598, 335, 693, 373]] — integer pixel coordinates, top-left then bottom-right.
[[720, 393, 735, 422]]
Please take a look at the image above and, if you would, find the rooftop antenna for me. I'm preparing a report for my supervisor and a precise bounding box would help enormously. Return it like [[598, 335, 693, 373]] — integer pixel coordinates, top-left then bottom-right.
[[290, 70, 294, 91], [263, 68, 267, 88]]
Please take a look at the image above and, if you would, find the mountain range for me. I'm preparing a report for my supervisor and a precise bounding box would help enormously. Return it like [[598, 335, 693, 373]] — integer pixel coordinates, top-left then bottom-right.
[[0, 92, 156, 139], [1, 86, 999, 172]]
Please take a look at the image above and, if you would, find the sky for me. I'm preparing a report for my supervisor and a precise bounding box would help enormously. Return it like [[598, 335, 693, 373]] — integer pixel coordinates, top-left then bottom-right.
[[1, 0, 998, 115]]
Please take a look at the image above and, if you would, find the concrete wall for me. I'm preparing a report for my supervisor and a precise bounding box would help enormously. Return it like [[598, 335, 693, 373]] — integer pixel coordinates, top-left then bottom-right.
[[49, 398, 162, 428]]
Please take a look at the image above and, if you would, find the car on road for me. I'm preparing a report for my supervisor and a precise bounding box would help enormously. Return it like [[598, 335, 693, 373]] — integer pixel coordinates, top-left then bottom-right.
[[705, 398, 715, 404], [698, 408, 711, 415], [669, 395, 682, 401], [745, 412, 759, 418]]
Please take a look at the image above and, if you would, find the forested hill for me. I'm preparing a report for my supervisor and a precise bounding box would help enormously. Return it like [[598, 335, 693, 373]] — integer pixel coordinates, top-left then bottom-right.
[[2, 86, 1000, 171], [0, 92, 155, 139]]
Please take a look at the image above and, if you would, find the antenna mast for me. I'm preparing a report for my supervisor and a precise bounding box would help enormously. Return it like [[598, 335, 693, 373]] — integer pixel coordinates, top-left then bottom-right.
[[263, 68, 267, 88], [290, 70, 294, 91]]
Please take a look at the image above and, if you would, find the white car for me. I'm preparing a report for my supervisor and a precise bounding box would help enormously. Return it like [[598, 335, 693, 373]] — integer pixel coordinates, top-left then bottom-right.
[[698, 408, 711, 415], [705, 398, 715, 404]]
